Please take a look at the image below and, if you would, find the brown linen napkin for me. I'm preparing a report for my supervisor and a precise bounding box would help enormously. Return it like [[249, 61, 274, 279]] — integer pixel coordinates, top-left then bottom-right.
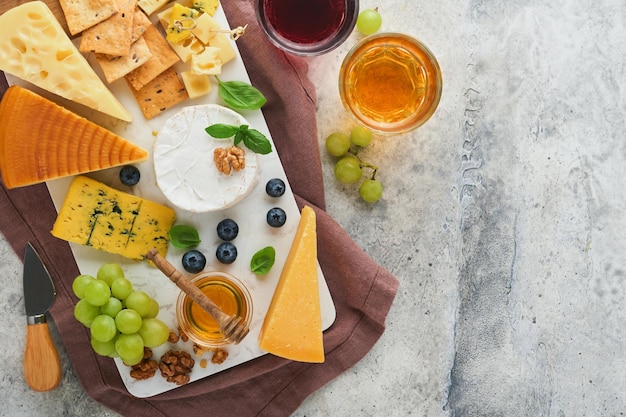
[[0, 1, 399, 416]]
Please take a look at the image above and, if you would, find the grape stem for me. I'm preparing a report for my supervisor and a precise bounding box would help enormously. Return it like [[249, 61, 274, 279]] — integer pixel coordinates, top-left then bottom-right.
[[348, 149, 378, 180]]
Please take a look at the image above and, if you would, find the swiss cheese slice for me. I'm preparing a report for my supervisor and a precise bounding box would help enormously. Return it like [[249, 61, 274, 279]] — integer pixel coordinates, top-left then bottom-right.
[[258, 206, 325, 363], [52, 176, 176, 261], [0, 1, 133, 122], [0, 85, 148, 189]]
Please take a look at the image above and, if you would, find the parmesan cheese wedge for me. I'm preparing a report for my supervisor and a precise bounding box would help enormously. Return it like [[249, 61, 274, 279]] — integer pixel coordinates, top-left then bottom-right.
[[258, 206, 325, 363]]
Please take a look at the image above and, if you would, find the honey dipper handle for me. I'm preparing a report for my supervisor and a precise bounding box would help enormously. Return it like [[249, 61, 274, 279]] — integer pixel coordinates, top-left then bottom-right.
[[146, 249, 230, 324]]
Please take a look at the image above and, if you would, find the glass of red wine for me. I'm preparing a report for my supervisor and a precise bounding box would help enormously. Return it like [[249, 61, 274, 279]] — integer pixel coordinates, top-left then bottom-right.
[[255, 0, 359, 56]]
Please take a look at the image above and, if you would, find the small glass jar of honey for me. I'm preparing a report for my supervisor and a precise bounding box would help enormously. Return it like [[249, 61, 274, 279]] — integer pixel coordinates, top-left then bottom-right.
[[176, 271, 253, 348]]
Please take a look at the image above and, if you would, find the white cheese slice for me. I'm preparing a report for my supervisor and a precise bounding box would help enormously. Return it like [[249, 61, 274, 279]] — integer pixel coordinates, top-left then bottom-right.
[[154, 104, 259, 212]]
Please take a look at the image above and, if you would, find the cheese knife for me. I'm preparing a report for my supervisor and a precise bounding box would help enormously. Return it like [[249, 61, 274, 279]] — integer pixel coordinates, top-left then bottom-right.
[[23, 242, 62, 391]]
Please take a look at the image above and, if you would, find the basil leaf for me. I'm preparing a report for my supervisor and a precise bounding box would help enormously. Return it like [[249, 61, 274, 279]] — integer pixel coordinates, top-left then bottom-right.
[[205, 123, 239, 138], [243, 128, 273, 155], [250, 246, 276, 275], [168, 225, 201, 249], [234, 129, 246, 146], [216, 78, 267, 110]]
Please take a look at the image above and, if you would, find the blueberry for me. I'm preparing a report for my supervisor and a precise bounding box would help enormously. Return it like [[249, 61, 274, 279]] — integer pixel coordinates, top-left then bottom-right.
[[216, 218, 239, 241], [266, 207, 287, 228], [216, 242, 237, 264], [119, 165, 141, 186], [182, 250, 206, 273], [265, 178, 286, 197]]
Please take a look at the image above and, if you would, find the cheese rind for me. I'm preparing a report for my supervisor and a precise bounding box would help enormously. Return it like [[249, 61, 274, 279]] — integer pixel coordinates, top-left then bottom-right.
[[258, 206, 325, 363], [0, 86, 148, 189], [51, 176, 176, 261], [0, 1, 133, 122]]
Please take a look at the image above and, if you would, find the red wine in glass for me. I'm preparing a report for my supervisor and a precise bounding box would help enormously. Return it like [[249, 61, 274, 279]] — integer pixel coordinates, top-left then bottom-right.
[[263, 0, 347, 44]]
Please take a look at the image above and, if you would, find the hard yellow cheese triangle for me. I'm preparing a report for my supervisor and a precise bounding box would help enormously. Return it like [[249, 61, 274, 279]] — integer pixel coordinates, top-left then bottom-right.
[[258, 206, 324, 363], [0, 86, 147, 189], [0, 1, 132, 122]]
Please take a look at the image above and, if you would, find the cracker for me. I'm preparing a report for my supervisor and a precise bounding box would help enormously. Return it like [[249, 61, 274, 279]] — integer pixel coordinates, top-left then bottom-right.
[[131, 7, 153, 43], [96, 36, 153, 83], [79, 0, 138, 56], [59, 0, 118, 35], [127, 67, 189, 119], [124, 24, 180, 90]]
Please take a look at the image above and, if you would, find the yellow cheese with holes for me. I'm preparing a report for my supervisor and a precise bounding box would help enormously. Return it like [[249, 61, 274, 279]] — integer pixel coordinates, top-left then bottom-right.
[[52, 176, 176, 261], [191, 47, 222, 75], [258, 206, 324, 363], [208, 33, 236, 64], [0, 1, 132, 122]]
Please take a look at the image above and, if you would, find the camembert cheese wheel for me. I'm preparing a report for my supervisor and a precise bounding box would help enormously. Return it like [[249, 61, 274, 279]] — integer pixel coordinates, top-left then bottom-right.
[[153, 104, 259, 212]]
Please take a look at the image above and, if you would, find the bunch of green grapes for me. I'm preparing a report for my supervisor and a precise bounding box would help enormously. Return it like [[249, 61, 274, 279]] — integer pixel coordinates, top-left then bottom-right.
[[325, 126, 383, 203], [72, 263, 170, 366]]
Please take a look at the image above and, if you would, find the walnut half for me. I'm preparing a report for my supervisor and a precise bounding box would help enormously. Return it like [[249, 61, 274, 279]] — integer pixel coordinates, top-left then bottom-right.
[[214, 145, 246, 175]]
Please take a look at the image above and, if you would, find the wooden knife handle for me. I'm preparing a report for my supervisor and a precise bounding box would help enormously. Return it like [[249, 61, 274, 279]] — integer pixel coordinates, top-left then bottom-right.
[[24, 322, 62, 391]]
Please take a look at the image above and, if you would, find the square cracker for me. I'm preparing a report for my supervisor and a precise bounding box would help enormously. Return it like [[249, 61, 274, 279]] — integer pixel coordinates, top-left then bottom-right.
[[59, 0, 118, 35], [124, 24, 180, 90], [127, 67, 189, 119], [131, 7, 153, 43], [79, 0, 138, 56], [96, 36, 153, 83]]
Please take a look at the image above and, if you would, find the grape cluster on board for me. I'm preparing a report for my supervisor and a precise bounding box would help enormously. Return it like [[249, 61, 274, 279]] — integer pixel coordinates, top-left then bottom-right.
[[72, 263, 170, 366], [325, 126, 383, 203]]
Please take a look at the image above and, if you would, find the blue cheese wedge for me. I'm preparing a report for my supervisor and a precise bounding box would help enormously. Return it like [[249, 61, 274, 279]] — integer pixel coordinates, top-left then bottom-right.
[[154, 104, 259, 212]]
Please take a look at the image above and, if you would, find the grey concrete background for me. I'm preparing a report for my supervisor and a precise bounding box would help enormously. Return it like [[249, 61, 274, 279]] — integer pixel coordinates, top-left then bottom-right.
[[2, 0, 626, 416]]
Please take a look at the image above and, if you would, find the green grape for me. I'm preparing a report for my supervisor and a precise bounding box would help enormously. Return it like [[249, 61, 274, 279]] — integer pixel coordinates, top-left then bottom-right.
[[356, 8, 382, 35], [97, 263, 125, 287], [359, 179, 384, 203], [90, 336, 116, 357], [74, 299, 100, 327], [350, 125, 373, 147], [334, 156, 362, 184], [114, 333, 145, 366], [100, 297, 123, 318], [90, 314, 117, 342], [125, 291, 153, 317], [325, 132, 351, 156], [138, 318, 170, 347], [115, 308, 143, 334], [143, 298, 160, 319], [72, 274, 95, 299], [111, 277, 133, 300], [83, 279, 111, 306]]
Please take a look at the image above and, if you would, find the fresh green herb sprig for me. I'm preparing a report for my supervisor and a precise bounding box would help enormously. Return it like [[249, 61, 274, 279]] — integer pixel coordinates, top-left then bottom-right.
[[215, 76, 267, 110], [168, 225, 201, 249], [250, 246, 276, 275], [205, 123, 272, 155]]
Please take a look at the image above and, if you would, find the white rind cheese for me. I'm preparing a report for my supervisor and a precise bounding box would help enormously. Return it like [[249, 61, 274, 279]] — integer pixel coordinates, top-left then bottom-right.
[[154, 104, 259, 212], [0, 1, 133, 122]]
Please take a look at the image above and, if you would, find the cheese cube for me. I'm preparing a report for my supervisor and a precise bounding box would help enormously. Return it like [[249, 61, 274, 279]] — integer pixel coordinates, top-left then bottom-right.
[[192, 0, 220, 16], [137, 0, 169, 15], [258, 206, 324, 363], [166, 3, 200, 43], [191, 47, 222, 75], [208, 33, 236, 65], [169, 36, 205, 62], [52, 176, 176, 261], [180, 71, 212, 98], [191, 12, 221, 45]]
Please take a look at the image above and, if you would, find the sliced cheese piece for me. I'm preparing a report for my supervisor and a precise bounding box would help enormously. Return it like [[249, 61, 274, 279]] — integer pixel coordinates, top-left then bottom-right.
[[0, 86, 148, 189], [137, 0, 169, 15], [0, 1, 133, 122], [153, 104, 259, 212], [191, 46, 222, 75], [208, 33, 237, 65], [52, 175, 176, 261], [258, 206, 325, 363], [191, 12, 221, 44]]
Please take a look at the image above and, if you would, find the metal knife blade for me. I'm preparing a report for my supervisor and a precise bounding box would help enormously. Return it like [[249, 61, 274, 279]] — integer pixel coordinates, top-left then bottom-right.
[[23, 242, 61, 391], [24, 242, 56, 319]]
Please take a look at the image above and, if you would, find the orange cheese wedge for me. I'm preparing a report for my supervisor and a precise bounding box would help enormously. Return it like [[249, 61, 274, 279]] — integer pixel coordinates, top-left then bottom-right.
[[0, 85, 148, 189], [258, 205, 325, 363]]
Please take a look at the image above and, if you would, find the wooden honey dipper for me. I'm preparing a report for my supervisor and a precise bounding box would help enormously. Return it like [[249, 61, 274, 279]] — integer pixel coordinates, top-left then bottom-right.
[[146, 248, 250, 344]]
